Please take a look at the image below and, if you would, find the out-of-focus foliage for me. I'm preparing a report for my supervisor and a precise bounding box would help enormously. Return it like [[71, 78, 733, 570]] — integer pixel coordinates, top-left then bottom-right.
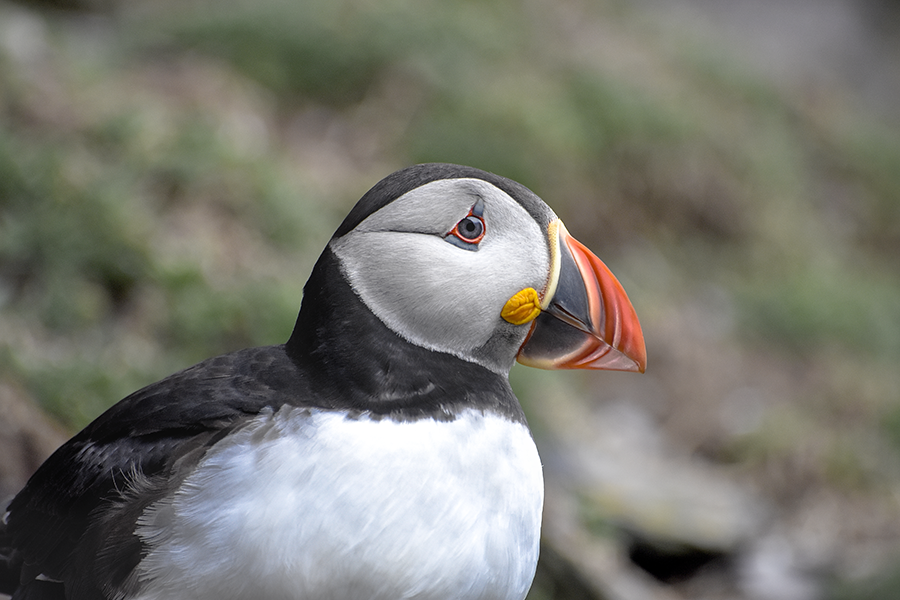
[[1, 0, 900, 597]]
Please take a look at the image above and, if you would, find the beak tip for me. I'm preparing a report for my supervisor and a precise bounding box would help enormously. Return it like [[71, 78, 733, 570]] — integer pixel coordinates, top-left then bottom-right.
[[635, 356, 648, 374], [622, 323, 648, 374]]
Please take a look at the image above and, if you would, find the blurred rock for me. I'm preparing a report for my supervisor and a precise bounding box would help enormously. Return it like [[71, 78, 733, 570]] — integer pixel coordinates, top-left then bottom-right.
[[542, 486, 684, 600], [737, 533, 821, 600], [0, 1, 49, 67], [541, 398, 764, 554], [534, 392, 776, 599]]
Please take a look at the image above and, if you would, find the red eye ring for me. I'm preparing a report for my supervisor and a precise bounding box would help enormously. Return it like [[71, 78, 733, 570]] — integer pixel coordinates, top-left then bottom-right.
[[450, 214, 485, 244]]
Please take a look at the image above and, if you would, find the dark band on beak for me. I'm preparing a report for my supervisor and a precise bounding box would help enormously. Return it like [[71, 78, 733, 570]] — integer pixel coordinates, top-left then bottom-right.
[[517, 221, 647, 373]]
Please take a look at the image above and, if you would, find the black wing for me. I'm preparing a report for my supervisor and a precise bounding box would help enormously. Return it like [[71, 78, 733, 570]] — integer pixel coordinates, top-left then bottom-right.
[[1, 344, 309, 600]]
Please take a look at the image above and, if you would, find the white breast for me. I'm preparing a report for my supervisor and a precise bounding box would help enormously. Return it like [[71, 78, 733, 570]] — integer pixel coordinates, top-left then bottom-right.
[[132, 407, 544, 600]]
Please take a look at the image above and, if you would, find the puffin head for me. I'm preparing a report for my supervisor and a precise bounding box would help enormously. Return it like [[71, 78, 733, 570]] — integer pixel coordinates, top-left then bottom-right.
[[323, 163, 646, 377]]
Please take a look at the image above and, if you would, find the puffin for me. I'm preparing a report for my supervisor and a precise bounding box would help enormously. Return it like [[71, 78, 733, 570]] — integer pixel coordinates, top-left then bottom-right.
[[0, 163, 646, 600]]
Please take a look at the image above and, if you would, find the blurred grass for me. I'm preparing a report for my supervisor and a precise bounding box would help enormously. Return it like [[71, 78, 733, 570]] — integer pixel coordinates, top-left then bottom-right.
[[2, 0, 900, 596], [0, 10, 326, 425]]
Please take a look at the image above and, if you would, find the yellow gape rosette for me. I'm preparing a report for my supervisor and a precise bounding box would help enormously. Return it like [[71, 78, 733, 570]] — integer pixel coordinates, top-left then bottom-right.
[[501, 287, 542, 325]]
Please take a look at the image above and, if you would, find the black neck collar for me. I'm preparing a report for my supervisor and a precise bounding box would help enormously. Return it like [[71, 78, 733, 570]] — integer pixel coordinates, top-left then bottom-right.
[[285, 247, 525, 423]]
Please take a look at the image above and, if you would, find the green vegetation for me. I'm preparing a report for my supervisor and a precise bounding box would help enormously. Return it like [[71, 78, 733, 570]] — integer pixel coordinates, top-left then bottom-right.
[[1, 0, 899, 596]]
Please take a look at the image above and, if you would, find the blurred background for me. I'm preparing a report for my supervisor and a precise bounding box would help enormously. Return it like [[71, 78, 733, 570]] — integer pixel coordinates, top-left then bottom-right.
[[1, 0, 899, 598]]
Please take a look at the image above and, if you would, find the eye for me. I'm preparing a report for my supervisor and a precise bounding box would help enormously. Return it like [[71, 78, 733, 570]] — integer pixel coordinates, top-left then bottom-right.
[[444, 199, 486, 250], [445, 214, 486, 250], [455, 216, 485, 242]]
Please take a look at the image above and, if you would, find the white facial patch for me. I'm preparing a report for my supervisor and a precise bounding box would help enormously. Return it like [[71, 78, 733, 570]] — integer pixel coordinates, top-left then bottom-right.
[[329, 179, 552, 373]]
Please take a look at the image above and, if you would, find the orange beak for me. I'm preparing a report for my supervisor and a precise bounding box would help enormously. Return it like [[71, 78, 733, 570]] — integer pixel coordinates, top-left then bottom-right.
[[517, 222, 647, 373]]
